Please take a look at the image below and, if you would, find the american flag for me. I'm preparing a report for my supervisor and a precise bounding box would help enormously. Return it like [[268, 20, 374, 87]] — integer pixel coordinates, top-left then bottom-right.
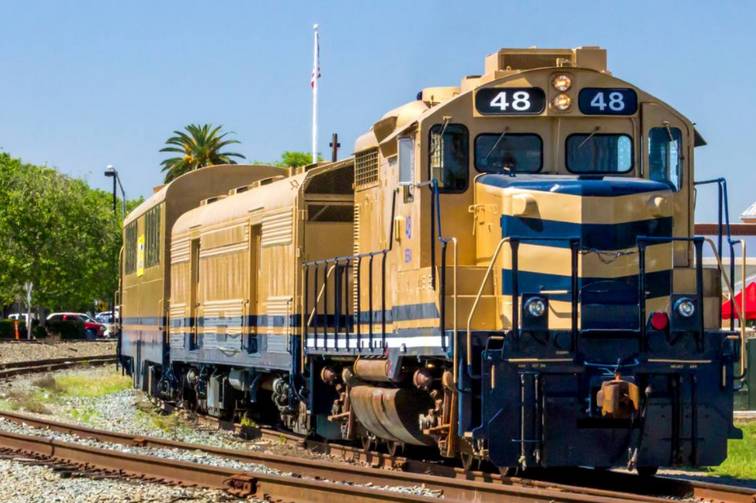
[[311, 26, 320, 88]]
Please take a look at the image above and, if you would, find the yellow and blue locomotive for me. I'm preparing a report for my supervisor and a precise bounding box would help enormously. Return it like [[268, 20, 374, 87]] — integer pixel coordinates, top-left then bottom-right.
[[119, 47, 746, 474]]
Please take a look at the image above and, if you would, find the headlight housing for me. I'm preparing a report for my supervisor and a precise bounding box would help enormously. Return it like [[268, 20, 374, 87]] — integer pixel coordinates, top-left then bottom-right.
[[551, 74, 572, 92], [525, 297, 546, 317], [552, 93, 572, 111], [674, 297, 696, 318]]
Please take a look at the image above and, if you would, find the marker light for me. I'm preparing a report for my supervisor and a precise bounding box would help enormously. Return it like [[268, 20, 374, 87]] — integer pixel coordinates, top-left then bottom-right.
[[552, 74, 572, 92], [525, 297, 546, 317], [552, 93, 572, 111], [650, 312, 669, 331], [675, 298, 696, 318]]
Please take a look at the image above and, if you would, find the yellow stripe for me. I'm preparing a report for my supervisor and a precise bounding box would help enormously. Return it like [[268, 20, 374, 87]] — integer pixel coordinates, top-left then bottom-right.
[[497, 242, 672, 278], [481, 184, 671, 224]]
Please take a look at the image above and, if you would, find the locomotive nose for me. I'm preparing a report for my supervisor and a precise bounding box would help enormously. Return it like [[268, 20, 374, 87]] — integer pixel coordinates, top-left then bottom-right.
[[476, 174, 675, 331]]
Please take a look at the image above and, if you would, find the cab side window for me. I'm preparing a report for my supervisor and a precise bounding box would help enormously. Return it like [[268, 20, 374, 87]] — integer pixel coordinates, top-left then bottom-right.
[[398, 137, 414, 185], [648, 127, 683, 190], [430, 124, 469, 193]]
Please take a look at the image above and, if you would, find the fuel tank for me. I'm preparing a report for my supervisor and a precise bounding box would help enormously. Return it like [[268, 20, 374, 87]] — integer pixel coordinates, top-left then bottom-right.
[[349, 385, 434, 446]]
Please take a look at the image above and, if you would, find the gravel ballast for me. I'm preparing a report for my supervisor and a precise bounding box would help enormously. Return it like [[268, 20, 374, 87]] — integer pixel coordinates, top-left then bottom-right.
[[0, 457, 242, 502], [0, 340, 116, 365], [0, 417, 443, 499]]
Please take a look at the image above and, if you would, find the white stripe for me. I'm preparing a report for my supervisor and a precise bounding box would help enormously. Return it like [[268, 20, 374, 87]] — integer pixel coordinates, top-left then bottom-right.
[[306, 335, 442, 349]]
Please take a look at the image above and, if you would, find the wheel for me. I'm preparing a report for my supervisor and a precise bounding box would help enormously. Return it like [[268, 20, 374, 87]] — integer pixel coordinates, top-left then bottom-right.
[[637, 466, 658, 477]]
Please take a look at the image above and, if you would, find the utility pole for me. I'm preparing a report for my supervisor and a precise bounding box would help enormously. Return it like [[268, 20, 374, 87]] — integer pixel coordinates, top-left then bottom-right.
[[23, 281, 33, 340], [329, 133, 340, 162]]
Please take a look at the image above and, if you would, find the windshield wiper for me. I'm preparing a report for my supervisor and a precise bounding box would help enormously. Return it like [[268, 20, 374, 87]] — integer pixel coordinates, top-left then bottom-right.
[[429, 115, 452, 158], [578, 126, 601, 149], [662, 120, 674, 141], [483, 126, 510, 160]]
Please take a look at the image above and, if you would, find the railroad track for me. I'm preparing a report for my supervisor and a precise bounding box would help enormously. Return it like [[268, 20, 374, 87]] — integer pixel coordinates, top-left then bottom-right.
[[192, 411, 755, 503], [0, 411, 752, 502], [0, 355, 116, 379]]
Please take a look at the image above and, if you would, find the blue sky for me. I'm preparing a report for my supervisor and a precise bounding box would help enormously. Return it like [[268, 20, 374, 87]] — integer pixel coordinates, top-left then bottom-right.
[[1, 1, 754, 222]]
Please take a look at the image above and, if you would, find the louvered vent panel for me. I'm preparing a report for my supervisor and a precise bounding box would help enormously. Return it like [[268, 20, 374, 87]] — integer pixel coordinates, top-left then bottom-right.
[[355, 149, 379, 189], [171, 239, 191, 264], [266, 296, 292, 353], [261, 209, 293, 246], [169, 303, 186, 349]]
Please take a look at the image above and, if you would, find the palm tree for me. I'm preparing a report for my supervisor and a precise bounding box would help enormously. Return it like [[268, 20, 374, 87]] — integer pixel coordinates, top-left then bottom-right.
[[160, 123, 246, 182]]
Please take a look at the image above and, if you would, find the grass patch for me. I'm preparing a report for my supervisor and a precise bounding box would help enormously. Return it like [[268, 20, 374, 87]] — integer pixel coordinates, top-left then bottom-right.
[[1, 389, 52, 414], [134, 396, 186, 434], [69, 405, 101, 424], [52, 372, 131, 398], [707, 421, 756, 480]]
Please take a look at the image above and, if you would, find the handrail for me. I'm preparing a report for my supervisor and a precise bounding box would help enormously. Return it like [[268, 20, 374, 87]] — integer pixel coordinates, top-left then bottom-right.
[[306, 265, 336, 327], [467, 237, 510, 368], [702, 237, 748, 380], [449, 237, 458, 384], [641, 235, 748, 380]]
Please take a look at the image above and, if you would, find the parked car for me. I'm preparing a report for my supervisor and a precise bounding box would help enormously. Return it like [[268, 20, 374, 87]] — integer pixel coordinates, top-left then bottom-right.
[[46, 312, 105, 339], [94, 311, 117, 337]]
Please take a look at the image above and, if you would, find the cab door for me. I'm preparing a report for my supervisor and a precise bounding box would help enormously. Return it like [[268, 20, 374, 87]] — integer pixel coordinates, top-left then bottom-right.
[[641, 103, 692, 266]]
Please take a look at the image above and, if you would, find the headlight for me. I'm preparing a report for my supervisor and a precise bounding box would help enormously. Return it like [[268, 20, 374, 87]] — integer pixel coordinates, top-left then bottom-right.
[[552, 74, 572, 91], [552, 93, 572, 111], [675, 298, 696, 318], [525, 297, 546, 317]]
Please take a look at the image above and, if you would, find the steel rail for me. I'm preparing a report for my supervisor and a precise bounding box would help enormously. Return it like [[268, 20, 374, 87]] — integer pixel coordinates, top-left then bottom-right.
[[0, 410, 666, 503], [0, 355, 116, 379], [0, 428, 436, 503], [198, 414, 755, 503]]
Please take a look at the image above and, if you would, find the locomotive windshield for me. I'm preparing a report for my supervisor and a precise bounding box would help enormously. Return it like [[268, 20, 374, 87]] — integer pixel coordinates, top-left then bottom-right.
[[566, 133, 633, 173], [474, 133, 542, 173]]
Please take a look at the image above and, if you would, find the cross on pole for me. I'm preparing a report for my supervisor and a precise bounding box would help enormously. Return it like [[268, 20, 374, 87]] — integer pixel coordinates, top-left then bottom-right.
[[329, 133, 341, 162]]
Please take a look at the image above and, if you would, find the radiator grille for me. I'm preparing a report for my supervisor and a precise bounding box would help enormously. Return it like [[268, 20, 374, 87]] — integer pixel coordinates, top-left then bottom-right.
[[355, 149, 379, 189]]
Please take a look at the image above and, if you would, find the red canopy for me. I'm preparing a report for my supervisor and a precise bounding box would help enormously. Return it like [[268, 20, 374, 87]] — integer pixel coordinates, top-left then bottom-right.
[[722, 282, 756, 321]]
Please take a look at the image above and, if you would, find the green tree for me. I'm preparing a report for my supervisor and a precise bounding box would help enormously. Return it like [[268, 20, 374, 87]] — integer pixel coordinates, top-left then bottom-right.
[[0, 153, 139, 315], [160, 123, 246, 182], [277, 151, 322, 168]]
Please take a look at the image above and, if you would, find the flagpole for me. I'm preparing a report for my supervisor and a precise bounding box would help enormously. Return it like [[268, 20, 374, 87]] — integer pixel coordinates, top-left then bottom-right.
[[311, 24, 319, 165]]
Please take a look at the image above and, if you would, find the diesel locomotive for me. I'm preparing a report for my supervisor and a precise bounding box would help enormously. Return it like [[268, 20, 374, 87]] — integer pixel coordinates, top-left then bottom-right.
[[119, 46, 747, 474]]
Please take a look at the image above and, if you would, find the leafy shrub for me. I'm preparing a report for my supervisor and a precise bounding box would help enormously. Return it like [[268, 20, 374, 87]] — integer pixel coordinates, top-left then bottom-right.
[[0, 319, 45, 339]]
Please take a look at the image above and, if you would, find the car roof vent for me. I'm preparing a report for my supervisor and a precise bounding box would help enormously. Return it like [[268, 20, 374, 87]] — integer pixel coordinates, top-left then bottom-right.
[[200, 195, 228, 206]]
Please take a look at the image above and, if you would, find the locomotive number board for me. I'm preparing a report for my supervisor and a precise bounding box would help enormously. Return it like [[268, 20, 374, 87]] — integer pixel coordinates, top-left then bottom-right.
[[475, 87, 546, 115], [578, 88, 638, 115]]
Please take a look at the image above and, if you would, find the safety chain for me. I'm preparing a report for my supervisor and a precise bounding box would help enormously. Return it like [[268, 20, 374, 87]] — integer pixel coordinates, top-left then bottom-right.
[[579, 248, 638, 264]]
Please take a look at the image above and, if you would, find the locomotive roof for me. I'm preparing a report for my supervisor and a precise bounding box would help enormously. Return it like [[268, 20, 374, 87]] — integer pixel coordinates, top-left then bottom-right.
[[354, 46, 706, 153]]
